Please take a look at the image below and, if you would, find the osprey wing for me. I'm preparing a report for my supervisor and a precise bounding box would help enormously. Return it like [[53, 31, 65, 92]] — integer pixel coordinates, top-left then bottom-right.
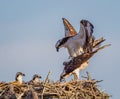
[[81, 20, 94, 37], [78, 21, 86, 38], [62, 18, 77, 37], [79, 20, 94, 53]]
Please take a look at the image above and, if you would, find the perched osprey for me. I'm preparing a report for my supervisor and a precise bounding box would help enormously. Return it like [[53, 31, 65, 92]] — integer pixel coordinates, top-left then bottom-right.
[[55, 18, 94, 58], [15, 72, 25, 84], [10, 72, 25, 85], [28, 74, 42, 85]]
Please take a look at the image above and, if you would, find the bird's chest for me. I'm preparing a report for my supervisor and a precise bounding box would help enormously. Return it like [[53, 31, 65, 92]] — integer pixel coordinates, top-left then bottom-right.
[[17, 77, 23, 84], [33, 78, 40, 84]]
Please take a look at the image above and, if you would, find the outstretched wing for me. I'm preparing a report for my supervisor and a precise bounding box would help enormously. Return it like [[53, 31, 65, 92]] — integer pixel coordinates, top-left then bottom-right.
[[62, 18, 77, 37], [80, 20, 94, 37], [78, 21, 86, 38], [80, 20, 94, 53]]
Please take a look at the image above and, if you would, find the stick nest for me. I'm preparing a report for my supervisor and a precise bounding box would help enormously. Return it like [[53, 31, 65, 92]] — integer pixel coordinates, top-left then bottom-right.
[[0, 72, 110, 99]]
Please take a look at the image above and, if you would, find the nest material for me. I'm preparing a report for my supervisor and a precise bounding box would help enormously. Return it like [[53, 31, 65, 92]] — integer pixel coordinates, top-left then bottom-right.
[[0, 72, 110, 99]]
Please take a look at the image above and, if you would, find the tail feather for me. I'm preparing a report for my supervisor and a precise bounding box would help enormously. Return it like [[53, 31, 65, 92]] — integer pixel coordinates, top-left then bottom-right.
[[93, 37, 105, 48]]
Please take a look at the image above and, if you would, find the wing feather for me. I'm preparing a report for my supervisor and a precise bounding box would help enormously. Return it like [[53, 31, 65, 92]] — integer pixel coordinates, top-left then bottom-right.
[[78, 22, 86, 38], [62, 18, 77, 37], [81, 20, 94, 37]]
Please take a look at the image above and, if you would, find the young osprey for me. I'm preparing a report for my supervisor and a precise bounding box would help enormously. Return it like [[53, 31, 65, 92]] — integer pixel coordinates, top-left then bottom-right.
[[15, 72, 25, 84], [10, 72, 25, 85], [28, 74, 42, 85], [55, 18, 94, 58]]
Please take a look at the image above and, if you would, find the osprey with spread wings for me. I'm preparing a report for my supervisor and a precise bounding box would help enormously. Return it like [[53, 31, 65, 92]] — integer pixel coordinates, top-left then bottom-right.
[[55, 18, 94, 58], [55, 18, 109, 81], [55, 18, 95, 81]]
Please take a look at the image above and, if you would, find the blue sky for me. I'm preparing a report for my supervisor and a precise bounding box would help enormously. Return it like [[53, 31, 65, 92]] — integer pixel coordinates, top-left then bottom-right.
[[0, 0, 120, 98]]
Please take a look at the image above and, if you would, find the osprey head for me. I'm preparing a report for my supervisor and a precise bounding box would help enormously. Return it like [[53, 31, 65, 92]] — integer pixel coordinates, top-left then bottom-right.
[[15, 72, 25, 82], [32, 74, 42, 80], [32, 74, 41, 84], [55, 37, 70, 52]]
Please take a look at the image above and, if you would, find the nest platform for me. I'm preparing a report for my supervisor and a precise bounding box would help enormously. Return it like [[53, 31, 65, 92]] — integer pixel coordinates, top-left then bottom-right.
[[0, 72, 110, 99]]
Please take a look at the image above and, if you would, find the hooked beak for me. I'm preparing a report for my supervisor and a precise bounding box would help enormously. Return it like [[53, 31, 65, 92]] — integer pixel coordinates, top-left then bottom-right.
[[56, 47, 59, 52], [39, 76, 42, 79], [22, 73, 25, 76]]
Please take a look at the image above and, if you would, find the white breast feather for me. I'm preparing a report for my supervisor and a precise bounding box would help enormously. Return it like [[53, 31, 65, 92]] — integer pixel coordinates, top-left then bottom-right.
[[17, 75, 23, 84]]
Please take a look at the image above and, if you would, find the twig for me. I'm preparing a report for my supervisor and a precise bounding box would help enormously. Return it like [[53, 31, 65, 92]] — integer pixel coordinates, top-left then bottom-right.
[[41, 71, 51, 99]]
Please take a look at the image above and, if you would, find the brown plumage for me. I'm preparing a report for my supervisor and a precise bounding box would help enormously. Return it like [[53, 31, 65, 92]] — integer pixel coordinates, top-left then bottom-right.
[[10, 72, 25, 86], [62, 18, 77, 37], [60, 43, 111, 81]]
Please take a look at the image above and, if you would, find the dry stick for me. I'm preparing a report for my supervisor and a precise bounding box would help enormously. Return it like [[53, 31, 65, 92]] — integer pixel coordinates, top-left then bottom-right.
[[54, 87, 62, 98], [0, 85, 9, 97], [0, 88, 6, 97], [89, 82, 97, 98], [31, 90, 38, 99], [86, 71, 91, 80], [41, 71, 51, 99]]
